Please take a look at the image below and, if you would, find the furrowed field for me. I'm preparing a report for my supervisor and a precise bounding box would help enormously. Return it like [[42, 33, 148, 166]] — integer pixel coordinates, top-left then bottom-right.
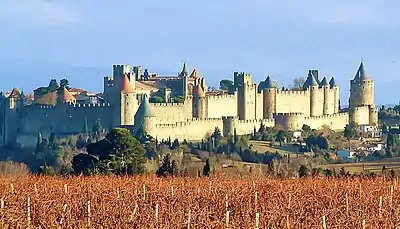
[[0, 176, 399, 228]]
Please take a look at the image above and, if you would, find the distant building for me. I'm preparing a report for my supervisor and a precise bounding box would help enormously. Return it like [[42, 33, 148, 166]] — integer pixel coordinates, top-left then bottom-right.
[[337, 149, 357, 160], [358, 124, 381, 138]]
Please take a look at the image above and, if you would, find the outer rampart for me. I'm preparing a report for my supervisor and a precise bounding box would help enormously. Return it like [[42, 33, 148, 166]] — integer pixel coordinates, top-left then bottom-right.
[[275, 90, 310, 117], [206, 94, 237, 118], [303, 112, 349, 130], [151, 100, 192, 124], [154, 118, 223, 141]]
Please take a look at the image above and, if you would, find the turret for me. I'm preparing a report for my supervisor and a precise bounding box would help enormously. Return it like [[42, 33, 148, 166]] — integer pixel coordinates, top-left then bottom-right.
[[134, 95, 156, 136], [234, 72, 254, 120], [304, 72, 319, 116], [192, 84, 206, 118], [121, 73, 137, 126], [329, 77, 340, 113], [320, 77, 331, 115], [261, 75, 277, 119]]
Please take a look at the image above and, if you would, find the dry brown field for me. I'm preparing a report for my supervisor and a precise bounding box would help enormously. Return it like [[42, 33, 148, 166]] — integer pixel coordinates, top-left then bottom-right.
[[0, 175, 399, 228]]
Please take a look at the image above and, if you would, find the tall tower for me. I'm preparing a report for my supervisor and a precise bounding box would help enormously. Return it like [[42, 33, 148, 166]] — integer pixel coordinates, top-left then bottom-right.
[[329, 77, 340, 113], [111, 64, 135, 127], [121, 73, 137, 126], [349, 61, 374, 108], [192, 83, 206, 118], [349, 61, 377, 125], [234, 72, 253, 120], [304, 72, 319, 116], [320, 77, 331, 115], [261, 76, 277, 119]]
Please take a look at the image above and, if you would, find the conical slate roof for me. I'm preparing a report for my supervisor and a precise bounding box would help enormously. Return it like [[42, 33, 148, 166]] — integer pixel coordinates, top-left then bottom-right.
[[179, 62, 188, 77], [258, 75, 276, 91], [329, 77, 337, 88], [354, 61, 369, 80], [303, 72, 318, 89], [121, 73, 135, 93], [136, 95, 156, 118], [319, 77, 328, 86]]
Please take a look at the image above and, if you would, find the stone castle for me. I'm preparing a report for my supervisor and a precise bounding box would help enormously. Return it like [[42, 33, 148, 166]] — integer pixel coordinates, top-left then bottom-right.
[[0, 61, 377, 147]]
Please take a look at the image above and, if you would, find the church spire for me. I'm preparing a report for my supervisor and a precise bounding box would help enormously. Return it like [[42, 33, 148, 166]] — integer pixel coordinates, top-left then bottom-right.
[[179, 61, 188, 77]]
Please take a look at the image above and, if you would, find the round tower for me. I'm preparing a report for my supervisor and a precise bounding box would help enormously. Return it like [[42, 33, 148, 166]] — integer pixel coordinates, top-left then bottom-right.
[[273, 113, 304, 131], [329, 77, 340, 113], [192, 84, 206, 118], [320, 77, 331, 115], [134, 95, 156, 136], [303, 71, 320, 117], [349, 62, 374, 108], [121, 73, 137, 125], [261, 75, 276, 119]]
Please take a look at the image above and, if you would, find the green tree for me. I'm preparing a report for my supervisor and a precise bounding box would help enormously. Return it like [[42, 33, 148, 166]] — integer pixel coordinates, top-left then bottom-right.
[[212, 127, 222, 147], [156, 154, 178, 177], [48, 79, 59, 91], [387, 132, 398, 148], [60, 78, 70, 89], [83, 118, 89, 136], [302, 124, 311, 133], [149, 96, 164, 103], [275, 130, 285, 146], [73, 128, 146, 175], [171, 95, 185, 103], [344, 122, 358, 140], [203, 158, 211, 177], [92, 118, 103, 136], [219, 79, 234, 90], [298, 164, 309, 178], [382, 122, 389, 134]]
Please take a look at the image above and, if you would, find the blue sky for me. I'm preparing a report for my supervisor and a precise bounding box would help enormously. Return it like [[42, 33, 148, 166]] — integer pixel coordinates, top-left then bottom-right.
[[0, 0, 399, 105]]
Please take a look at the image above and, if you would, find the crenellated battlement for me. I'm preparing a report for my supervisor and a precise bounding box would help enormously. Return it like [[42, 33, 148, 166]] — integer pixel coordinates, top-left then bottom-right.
[[276, 90, 309, 95], [206, 94, 236, 100], [304, 112, 348, 121], [70, 103, 112, 108], [189, 117, 223, 122], [274, 112, 304, 117], [151, 102, 187, 107], [38, 105, 55, 109]]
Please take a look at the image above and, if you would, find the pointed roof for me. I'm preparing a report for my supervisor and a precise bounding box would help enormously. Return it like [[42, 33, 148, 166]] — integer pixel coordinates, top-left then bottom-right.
[[355, 61, 369, 80], [192, 85, 205, 96], [303, 72, 318, 89], [121, 73, 135, 93], [179, 61, 188, 77], [9, 88, 20, 98], [136, 95, 156, 118], [189, 68, 200, 78], [60, 87, 76, 102], [329, 77, 337, 88], [258, 75, 277, 92], [320, 77, 328, 86]]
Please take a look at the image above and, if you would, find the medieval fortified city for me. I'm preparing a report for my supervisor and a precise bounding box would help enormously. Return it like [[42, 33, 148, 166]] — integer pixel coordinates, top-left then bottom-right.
[[0, 61, 377, 147]]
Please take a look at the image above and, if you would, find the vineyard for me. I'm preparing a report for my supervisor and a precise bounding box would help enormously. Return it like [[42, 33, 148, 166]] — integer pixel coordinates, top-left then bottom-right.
[[0, 175, 399, 228]]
